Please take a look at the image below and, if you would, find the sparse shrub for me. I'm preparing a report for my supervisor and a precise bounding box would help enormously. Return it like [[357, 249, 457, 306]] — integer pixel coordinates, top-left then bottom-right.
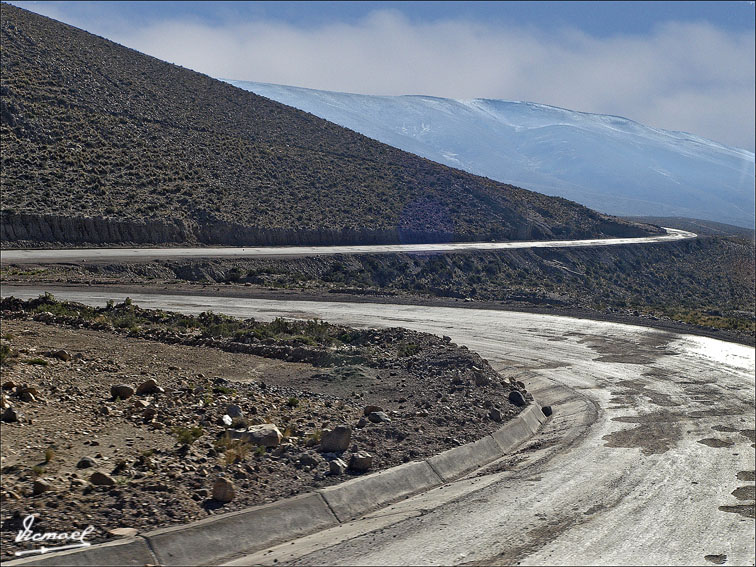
[[286, 397, 300, 408], [23, 357, 48, 366], [398, 343, 420, 357], [223, 439, 251, 465], [172, 425, 204, 446], [0, 344, 18, 365], [44, 447, 54, 463]]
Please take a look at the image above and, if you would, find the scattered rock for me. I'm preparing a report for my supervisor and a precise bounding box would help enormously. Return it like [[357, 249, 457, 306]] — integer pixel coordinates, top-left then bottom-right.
[[329, 458, 347, 476], [136, 379, 161, 395], [32, 479, 53, 495], [107, 527, 138, 538], [49, 350, 71, 362], [212, 477, 235, 502], [76, 456, 97, 469], [110, 384, 134, 400], [298, 452, 321, 468], [509, 390, 527, 407], [89, 472, 116, 486], [230, 424, 282, 448], [489, 408, 503, 422], [320, 425, 352, 452], [2, 407, 19, 423], [542, 405, 553, 417], [349, 451, 373, 473], [367, 411, 391, 423], [363, 405, 383, 416], [225, 404, 243, 419]]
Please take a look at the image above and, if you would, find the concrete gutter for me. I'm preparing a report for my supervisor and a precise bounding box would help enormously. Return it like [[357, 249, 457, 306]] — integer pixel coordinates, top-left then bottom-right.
[[2, 403, 548, 567]]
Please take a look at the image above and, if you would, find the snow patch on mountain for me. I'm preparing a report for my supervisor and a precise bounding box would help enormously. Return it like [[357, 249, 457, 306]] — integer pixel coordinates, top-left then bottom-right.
[[225, 80, 755, 228]]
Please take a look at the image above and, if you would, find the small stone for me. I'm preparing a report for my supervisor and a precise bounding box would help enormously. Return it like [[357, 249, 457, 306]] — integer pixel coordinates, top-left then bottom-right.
[[542, 405, 553, 417], [111, 384, 134, 400], [76, 456, 97, 469], [489, 408, 503, 422], [89, 472, 116, 486], [320, 425, 352, 452], [19, 391, 36, 403], [509, 390, 527, 407], [225, 404, 243, 418], [349, 451, 373, 473], [1, 394, 11, 410], [363, 405, 383, 416], [50, 350, 71, 362], [136, 379, 160, 395], [107, 527, 138, 538], [2, 407, 19, 423], [212, 477, 234, 502], [329, 458, 347, 476], [1, 381, 15, 390], [367, 411, 391, 423], [298, 452, 321, 468], [33, 480, 53, 495]]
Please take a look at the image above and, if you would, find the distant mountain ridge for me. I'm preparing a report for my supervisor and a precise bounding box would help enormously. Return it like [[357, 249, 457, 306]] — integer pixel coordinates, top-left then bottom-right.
[[226, 80, 755, 229], [0, 3, 659, 247]]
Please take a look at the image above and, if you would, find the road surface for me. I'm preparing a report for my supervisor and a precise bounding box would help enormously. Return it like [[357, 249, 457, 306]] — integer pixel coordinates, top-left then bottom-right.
[[0, 228, 696, 264], [1, 286, 753, 566]]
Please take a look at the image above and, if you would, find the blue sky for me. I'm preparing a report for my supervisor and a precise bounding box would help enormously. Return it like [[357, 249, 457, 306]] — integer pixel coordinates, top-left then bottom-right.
[[10, 1, 755, 151]]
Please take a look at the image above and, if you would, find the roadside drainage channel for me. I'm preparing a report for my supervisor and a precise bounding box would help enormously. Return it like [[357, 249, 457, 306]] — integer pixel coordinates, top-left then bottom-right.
[[3, 404, 549, 567]]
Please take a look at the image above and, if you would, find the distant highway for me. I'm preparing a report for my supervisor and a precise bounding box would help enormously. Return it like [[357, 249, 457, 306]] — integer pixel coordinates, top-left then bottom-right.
[[0, 228, 696, 264]]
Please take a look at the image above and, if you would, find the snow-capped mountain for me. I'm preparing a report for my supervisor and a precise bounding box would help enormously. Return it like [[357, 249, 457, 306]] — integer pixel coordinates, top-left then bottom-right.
[[225, 80, 755, 229]]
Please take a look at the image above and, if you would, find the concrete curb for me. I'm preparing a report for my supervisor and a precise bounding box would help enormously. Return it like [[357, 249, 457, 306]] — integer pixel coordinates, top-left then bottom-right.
[[2, 403, 548, 566], [319, 460, 442, 522], [1, 537, 157, 566]]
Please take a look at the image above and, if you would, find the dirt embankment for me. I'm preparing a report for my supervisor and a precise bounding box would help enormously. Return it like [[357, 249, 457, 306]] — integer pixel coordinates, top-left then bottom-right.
[[0, 297, 530, 557]]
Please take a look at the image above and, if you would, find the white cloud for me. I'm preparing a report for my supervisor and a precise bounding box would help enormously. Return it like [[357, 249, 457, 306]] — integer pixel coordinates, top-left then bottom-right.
[[11, 5, 756, 151]]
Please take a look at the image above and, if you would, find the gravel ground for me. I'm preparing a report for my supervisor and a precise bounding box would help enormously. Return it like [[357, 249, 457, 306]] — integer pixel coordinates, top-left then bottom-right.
[[0, 305, 527, 557]]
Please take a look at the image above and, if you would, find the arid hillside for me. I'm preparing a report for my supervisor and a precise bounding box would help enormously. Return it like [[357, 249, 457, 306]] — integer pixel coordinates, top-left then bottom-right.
[[0, 4, 659, 247]]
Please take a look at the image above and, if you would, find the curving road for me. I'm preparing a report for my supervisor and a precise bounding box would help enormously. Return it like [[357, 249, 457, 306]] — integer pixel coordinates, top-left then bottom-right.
[[0, 228, 696, 264], [1, 286, 753, 566]]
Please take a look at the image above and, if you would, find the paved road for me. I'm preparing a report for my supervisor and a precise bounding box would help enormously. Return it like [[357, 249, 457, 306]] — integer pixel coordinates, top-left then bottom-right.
[[2, 287, 753, 566], [0, 228, 696, 264]]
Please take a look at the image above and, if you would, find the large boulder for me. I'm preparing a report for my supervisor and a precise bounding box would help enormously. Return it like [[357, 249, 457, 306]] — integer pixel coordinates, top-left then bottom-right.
[[320, 425, 352, 452], [229, 424, 282, 448], [212, 477, 234, 503], [136, 379, 162, 395], [349, 451, 373, 473], [90, 471, 116, 486], [509, 390, 527, 407], [110, 384, 134, 400]]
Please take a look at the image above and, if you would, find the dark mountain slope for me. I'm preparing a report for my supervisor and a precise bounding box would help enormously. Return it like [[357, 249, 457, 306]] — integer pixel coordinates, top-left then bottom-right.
[[0, 4, 660, 246]]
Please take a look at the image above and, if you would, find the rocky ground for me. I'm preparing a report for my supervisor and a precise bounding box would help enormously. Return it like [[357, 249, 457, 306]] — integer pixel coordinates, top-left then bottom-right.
[[0, 297, 530, 557]]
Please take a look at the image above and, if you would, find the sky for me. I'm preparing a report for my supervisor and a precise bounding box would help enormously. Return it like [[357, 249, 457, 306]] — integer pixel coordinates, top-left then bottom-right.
[[9, 1, 756, 152]]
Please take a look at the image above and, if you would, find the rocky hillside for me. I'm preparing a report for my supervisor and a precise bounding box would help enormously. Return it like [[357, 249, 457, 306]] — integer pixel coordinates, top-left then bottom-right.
[[0, 4, 659, 247]]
